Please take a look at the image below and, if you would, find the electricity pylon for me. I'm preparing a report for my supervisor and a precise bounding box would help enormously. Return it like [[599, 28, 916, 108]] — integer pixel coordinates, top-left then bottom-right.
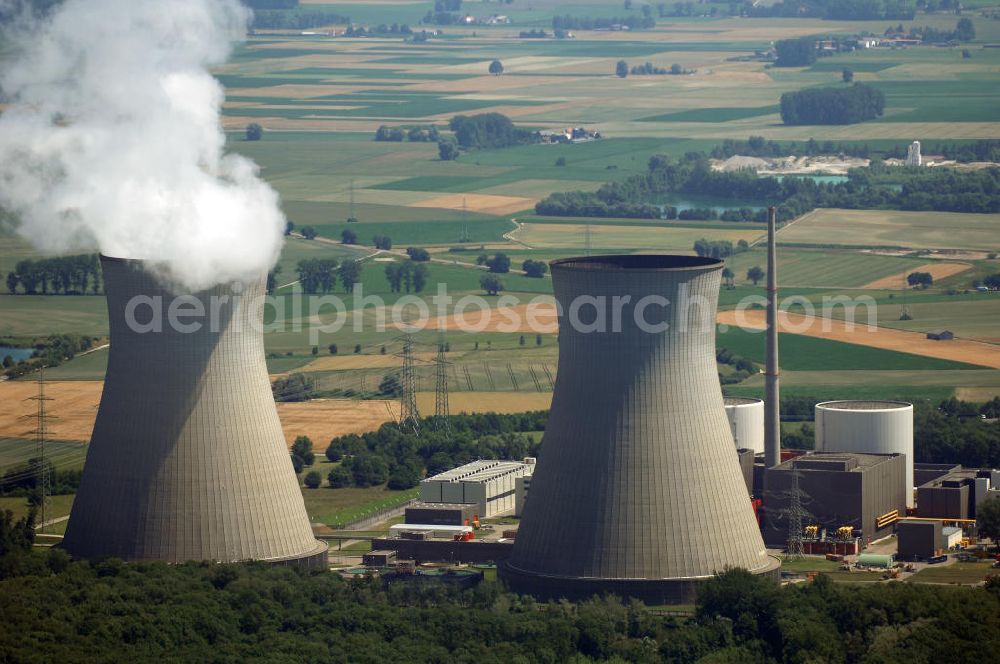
[[399, 333, 420, 432], [24, 367, 55, 531], [433, 338, 450, 429]]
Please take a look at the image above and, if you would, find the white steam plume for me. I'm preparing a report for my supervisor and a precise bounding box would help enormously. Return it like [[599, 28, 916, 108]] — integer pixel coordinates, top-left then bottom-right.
[[0, 0, 285, 291]]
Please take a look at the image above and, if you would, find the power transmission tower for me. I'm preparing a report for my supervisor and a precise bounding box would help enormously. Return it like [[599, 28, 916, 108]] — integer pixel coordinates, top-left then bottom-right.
[[433, 338, 450, 428], [899, 270, 912, 320], [583, 221, 592, 256], [347, 179, 358, 223], [784, 468, 812, 559], [458, 197, 470, 243], [399, 333, 420, 432], [24, 367, 55, 532]]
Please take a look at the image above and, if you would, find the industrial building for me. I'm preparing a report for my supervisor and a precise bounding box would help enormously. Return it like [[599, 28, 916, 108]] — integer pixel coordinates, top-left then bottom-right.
[[815, 400, 914, 507], [724, 397, 764, 454], [915, 467, 999, 520], [63, 257, 327, 567], [763, 452, 907, 548], [897, 519, 944, 560], [501, 255, 779, 604], [420, 459, 535, 518], [404, 502, 477, 526], [514, 475, 530, 517]]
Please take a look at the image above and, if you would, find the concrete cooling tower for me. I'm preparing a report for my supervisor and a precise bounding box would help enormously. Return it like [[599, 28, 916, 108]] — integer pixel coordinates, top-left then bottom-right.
[[500, 255, 779, 603], [63, 257, 327, 567]]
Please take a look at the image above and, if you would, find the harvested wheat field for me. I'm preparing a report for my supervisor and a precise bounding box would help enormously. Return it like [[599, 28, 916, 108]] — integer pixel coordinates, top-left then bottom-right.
[[718, 310, 1000, 370], [415, 391, 552, 415], [0, 380, 103, 443], [410, 193, 536, 216], [276, 399, 398, 448], [863, 262, 972, 289], [0, 381, 399, 448], [411, 302, 559, 334]]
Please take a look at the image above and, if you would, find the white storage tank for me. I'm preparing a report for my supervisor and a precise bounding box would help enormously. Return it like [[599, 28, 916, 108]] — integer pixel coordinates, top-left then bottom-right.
[[816, 400, 914, 507], [724, 397, 765, 454]]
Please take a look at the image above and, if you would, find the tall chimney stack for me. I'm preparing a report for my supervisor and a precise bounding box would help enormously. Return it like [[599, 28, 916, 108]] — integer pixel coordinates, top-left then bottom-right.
[[764, 206, 781, 468]]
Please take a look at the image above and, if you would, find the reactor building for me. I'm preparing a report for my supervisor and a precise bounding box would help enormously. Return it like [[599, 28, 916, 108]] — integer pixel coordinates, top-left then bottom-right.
[[499, 255, 779, 603], [62, 256, 328, 567], [815, 400, 914, 506]]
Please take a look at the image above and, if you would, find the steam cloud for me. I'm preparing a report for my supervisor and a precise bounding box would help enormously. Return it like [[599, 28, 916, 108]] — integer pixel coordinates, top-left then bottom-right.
[[0, 0, 285, 291]]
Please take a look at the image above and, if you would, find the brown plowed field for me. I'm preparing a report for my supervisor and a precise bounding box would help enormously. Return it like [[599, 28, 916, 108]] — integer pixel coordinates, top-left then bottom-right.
[[409, 193, 536, 216]]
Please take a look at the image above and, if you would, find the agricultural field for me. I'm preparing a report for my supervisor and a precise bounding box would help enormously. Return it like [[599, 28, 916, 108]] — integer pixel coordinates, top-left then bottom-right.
[[779, 208, 1000, 253]]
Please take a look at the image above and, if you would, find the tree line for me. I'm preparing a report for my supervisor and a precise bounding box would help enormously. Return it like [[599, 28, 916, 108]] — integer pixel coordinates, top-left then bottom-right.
[[384, 262, 429, 293], [780, 84, 886, 125], [747, 0, 917, 20], [3, 334, 95, 380], [6, 255, 102, 295], [250, 10, 350, 30], [319, 411, 547, 490], [295, 258, 362, 294], [374, 124, 439, 142], [551, 13, 656, 31], [0, 527, 997, 663], [535, 150, 1000, 221]]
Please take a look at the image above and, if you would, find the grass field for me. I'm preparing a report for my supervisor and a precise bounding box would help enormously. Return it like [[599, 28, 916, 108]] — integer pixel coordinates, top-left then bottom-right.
[[906, 560, 997, 585]]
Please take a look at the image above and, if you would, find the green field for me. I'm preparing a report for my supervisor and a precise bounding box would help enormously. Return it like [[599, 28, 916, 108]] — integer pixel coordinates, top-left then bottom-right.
[[906, 560, 997, 585]]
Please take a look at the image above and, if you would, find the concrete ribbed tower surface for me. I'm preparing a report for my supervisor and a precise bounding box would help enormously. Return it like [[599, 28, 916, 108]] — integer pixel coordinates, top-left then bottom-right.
[[501, 255, 778, 603], [63, 257, 327, 566]]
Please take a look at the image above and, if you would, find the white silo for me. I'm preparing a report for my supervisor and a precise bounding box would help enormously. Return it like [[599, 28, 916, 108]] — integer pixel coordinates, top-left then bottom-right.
[[724, 397, 765, 454], [815, 400, 914, 507]]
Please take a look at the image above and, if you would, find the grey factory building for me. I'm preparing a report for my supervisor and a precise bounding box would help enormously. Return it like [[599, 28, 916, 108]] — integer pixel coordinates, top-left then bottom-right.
[[500, 255, 779, 604], [763, 452, 907, 548], [62, 257, 327, 567], [420, 459, 535, 518], [915, 467, 999, 520]]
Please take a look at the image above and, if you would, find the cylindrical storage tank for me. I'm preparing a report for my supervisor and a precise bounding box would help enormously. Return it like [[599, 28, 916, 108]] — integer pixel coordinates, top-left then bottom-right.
[[63, 256, 327, 566], [500, 255, 779, 604], [815, 400, 914, 507], [724, 397, 764, 454]]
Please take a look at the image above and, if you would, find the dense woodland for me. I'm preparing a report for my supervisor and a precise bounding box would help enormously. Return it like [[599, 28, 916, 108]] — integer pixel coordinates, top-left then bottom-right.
[[780, 84, 886, 125], [448, 113, 539, 150], [0, 514, 998, 664], [536, 151, 1000, 221]]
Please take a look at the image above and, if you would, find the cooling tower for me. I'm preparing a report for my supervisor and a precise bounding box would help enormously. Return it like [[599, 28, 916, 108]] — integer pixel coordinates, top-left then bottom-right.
[[63, 256, 327, 566], [500, 255, 779, 603]]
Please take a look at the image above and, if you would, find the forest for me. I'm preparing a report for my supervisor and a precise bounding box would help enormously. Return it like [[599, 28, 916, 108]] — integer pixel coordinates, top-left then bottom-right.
[[448, 113, 539, 150], [0, 516, 998, 664], [780, 84, 886, 125]]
